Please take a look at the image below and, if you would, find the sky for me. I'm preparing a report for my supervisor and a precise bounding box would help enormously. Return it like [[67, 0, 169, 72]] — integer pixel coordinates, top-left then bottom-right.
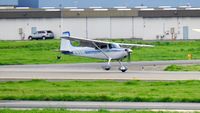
[[1, 0, 200, 8], [0, 0, 18, 5], [39, 0, 200, 8]]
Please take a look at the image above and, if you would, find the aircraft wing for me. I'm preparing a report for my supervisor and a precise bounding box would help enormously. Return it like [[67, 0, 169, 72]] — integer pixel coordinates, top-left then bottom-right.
[[61, 36, 154, 48], [116, 43, 154, 47]]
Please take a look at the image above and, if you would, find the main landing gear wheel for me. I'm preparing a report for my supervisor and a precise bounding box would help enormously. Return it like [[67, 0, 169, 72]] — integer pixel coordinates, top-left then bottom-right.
[[119, 66, 128, 72], [102, 64, 111, 71]]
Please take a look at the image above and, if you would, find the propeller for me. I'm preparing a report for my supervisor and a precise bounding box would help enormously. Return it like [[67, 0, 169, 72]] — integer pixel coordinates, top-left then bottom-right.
[[125, 48, 132, 62]]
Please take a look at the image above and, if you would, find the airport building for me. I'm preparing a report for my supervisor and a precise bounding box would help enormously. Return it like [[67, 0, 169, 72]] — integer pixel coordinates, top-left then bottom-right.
[[0, 0, 200, 40], [1, 7, 200, 40]]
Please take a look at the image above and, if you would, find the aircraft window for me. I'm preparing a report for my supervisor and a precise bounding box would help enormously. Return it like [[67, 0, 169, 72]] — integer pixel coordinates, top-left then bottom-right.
[[71, 40, 80, 47], [100, 45, 108, 49], [109, 44, 119, 49]]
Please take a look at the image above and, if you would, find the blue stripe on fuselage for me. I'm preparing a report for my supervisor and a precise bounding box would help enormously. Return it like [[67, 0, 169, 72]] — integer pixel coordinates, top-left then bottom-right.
[[62, 51, 73, 55], [85, 49, 123, 54]]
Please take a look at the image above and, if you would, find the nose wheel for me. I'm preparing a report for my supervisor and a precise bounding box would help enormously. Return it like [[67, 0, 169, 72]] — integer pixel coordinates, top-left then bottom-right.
[[118, 61, 128, 72], [119, 66, 128, 72]]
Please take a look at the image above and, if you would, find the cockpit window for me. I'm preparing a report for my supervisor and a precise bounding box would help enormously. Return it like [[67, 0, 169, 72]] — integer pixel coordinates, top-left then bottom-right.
[[109, 44, 120, 49], [100, 45, 108, 49], [95, 43, 120, 50]]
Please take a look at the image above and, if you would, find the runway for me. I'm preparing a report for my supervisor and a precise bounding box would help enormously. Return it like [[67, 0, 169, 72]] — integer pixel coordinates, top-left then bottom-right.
[[0, 60, 200, 81], [1, 101, 200, 110], [0, 60, 200, 110]]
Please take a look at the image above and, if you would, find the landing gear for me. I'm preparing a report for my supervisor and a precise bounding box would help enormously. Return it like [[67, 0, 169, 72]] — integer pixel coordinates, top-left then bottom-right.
[[119, 66, 128, 72], [118, 61, 128, 72], [102, 58, 112, 71], [102, 59, 128, 72], [102, 64, 111, 71]]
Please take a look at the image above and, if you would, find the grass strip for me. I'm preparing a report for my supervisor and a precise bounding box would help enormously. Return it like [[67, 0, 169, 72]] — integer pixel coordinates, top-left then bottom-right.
[[0, 39, 200, 65], [0, 109, 186, 113], [1, 80, 200, 102], [165, 65, 200, 71]]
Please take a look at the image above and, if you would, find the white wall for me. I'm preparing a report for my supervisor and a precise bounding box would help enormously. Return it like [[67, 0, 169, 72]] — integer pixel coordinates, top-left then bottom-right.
[[143, 18, 179, 40], [62, 18, 87, 38], [111, 17, 133, 39], [133, 17, 144, 39], [87, 18, 110, 39], [0, 18, 60, 40], [141, 17, 200, 40], [181, 17, 200, 39], [1, 17, 200, 40]]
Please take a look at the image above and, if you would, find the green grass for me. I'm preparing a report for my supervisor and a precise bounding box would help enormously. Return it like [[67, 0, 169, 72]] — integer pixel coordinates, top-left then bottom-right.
[[0, 109, 183, 113], [1, 80, 200, 102], [0, 39, 200, 65], [0, 40, 102, 65], [165, 65, 200, 71]]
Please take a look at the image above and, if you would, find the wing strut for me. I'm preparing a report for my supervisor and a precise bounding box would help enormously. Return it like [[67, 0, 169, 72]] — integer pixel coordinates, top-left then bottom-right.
[[92, 42, 112, 70], [92, 42, 111, 61]]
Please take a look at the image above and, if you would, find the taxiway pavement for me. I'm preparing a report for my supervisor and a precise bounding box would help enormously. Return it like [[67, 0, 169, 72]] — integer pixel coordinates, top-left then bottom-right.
[[1, 101, 200, 110], [0, 60, 200, 81], [0, 60, 200, 110]]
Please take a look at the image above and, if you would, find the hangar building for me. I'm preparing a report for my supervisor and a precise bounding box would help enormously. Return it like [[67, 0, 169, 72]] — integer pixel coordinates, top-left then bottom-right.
[[0, 7, 200, 40]]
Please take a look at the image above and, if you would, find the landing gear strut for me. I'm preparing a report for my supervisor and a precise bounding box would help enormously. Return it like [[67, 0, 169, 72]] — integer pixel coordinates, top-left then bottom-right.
[[102, 58, 112, 71]]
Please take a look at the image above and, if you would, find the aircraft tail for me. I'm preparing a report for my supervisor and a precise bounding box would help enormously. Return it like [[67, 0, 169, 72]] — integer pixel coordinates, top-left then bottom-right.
[[60, 37, 75, 52]]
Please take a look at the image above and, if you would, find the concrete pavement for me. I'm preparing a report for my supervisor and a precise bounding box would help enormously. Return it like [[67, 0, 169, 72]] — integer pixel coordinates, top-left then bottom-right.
[[0, 60, 200, 81], [1, 101, 200, 110]]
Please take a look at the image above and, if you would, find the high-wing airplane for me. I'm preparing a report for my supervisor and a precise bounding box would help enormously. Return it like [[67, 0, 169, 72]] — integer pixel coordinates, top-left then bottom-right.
[[60, 36, 154, 72]]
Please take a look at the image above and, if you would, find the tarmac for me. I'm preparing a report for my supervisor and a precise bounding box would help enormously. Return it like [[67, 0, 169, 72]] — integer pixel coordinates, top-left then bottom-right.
[[0, 60, 200, 110], [1, 101, 200, 110], [0, 60, 200, 81]]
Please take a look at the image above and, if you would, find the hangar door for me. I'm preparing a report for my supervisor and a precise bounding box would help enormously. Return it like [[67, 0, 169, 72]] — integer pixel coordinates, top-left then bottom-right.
[[183, 26, 189, 40]]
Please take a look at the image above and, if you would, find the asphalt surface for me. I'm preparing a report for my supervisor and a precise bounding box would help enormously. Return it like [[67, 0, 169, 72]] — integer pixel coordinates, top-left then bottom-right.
[[0, 60, 200, 110], [1, 101, 200, 110], [0, 60, 200, 81]]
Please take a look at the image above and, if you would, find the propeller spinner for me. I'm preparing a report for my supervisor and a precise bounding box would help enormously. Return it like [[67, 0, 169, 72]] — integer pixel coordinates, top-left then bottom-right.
[[125, 48, 132, 62]]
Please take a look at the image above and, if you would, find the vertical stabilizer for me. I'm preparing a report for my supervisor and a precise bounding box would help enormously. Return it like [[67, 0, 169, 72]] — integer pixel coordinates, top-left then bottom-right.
[[60, 38, 74, 51]]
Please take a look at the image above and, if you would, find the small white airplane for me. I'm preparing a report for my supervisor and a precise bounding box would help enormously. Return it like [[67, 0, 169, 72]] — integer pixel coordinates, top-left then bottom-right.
[[60, 36, 154, 72]]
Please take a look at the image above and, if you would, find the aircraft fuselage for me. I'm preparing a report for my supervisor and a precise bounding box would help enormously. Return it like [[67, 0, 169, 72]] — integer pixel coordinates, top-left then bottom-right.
[[62, 48, 128, 60]]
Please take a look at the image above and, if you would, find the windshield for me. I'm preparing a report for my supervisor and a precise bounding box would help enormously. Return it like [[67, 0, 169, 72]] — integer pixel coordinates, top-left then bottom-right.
[[109, 44, 120, 49]]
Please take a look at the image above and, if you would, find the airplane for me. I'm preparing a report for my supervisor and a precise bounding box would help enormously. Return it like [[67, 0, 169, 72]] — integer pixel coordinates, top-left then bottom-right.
[[60, 36, 154, 72]]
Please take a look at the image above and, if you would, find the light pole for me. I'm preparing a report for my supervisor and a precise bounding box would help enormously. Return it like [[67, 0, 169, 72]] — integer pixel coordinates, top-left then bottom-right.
[[59, 0, 63, 36]]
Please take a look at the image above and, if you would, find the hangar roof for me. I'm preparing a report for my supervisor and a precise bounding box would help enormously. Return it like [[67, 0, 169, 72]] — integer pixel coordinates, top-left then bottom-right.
[[1, 8, 200, 19]]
